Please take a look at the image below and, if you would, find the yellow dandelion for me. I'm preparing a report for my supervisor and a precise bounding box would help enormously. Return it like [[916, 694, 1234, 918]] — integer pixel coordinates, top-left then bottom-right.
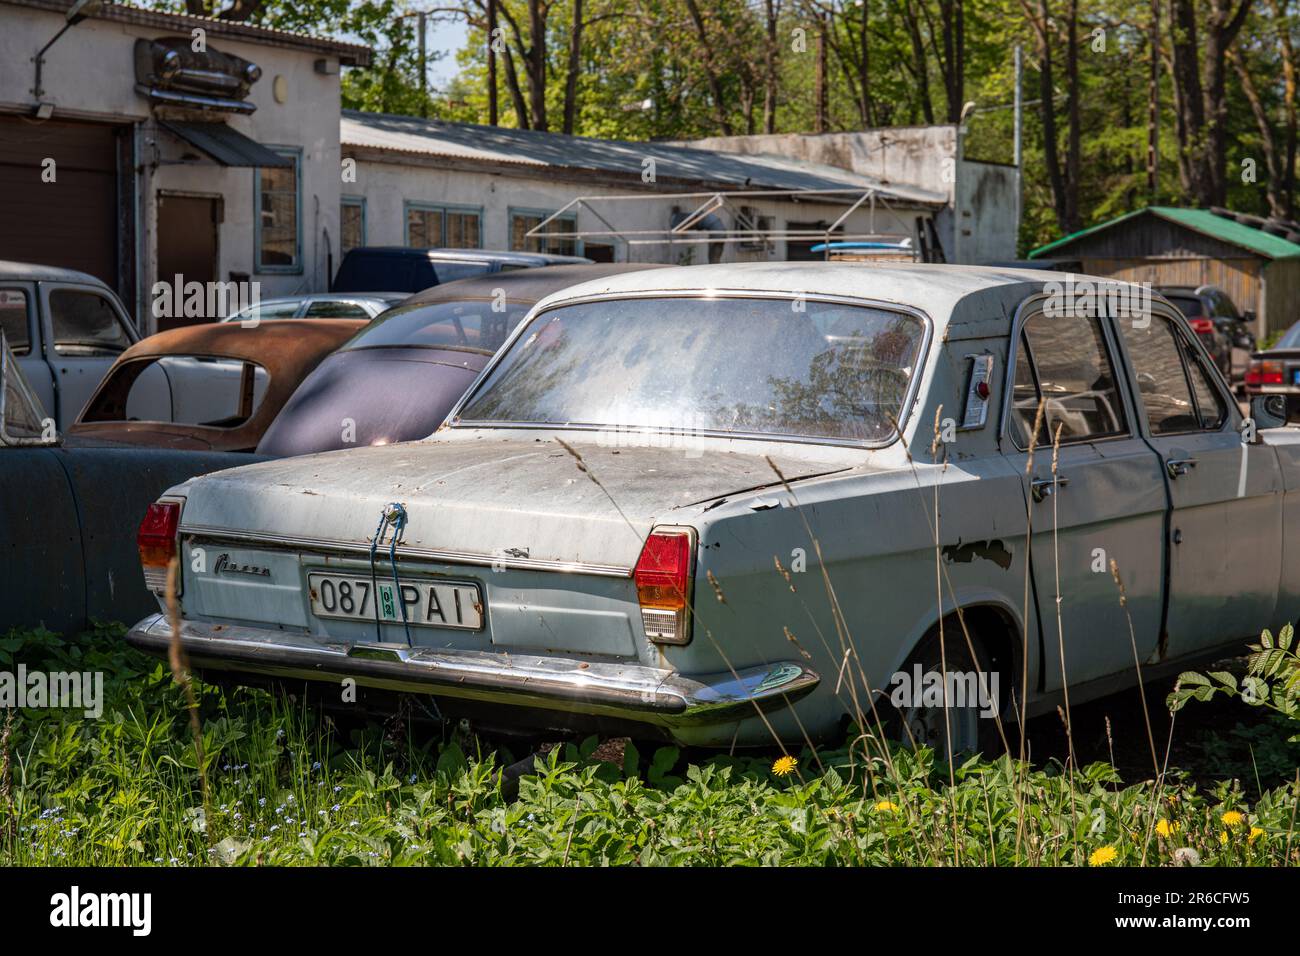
[[1155, 818, 1179, 838], [772, 755, 797, 777], [1219, 831, 1230, 845], [874, 800, 900, 813], [1089, 846, 1117, 866], [1221, 810, 1245, 827], [1249, 827, 1265, 844]]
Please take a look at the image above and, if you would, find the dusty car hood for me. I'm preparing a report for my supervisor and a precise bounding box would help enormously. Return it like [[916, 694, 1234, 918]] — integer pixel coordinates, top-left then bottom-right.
[[180, 435, 849, 569]]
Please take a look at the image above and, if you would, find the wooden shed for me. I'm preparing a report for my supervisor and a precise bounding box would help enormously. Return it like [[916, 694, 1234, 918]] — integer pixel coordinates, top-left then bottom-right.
[[1029, 206, 1300, 337]]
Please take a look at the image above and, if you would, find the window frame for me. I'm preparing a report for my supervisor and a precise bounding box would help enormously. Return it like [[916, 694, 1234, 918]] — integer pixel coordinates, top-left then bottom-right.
[[0, 285, 34, 357], [444, 288, 934, 450], [254, 147, 303, 274], [1002, 300, 1133, 452], [341, 196, 366, 257], [403, 201, 483, 249], [508, 206, 581, 256], [43, 283, 135, 358], [1118, 310, 1232, 437]]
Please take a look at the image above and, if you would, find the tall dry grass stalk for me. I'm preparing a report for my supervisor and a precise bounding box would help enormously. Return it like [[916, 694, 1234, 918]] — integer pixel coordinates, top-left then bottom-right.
[[165, 557, 213, 851], [0, 709, 13, 853]]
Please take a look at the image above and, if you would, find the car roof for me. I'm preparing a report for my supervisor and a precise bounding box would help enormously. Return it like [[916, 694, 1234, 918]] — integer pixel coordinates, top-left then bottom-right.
[[0, 259, 115, 288], [531, 261, 1149, 327], [400, 262, 670, 307], [68, 319, 366, 450]]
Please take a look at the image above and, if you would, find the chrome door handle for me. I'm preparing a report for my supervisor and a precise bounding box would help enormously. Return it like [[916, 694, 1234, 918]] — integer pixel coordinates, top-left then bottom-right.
[[1166, 458, 1198, 479], [1031, 476, 1070, 502]]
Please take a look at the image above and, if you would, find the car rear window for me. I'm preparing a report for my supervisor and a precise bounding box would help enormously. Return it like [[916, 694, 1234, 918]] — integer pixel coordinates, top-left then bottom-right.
[[1276, 322, 1300, 349], [345, 298, 533, 353], [455, 296, 927, 443], [1164, 295, 1204, 318], [334, 254, 493, 293]]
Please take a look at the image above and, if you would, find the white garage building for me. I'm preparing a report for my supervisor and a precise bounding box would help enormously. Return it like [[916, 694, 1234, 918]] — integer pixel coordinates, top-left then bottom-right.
[[339, 110, 953, 267]]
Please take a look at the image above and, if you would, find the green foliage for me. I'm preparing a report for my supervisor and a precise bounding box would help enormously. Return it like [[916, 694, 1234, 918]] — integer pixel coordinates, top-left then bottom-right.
[[2, 625, 1298, 866], [1169, 624, 1300, 741]]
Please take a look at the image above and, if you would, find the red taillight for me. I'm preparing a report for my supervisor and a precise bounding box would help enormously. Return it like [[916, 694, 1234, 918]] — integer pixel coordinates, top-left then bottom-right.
[[137, 500, 180, 593], [633, 529, 694, 644], [1188, 317, 1215, 334], [1246, 360, 1284, 388]]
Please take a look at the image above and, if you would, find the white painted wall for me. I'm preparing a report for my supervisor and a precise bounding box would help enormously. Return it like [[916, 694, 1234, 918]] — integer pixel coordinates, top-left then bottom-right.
[[1, 4, 343, 331], [348, 156, 926, 265], [681, 128, 1020, 263]]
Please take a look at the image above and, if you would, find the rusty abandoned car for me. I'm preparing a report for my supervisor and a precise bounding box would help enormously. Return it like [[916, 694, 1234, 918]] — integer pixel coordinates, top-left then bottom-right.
[[126, 262, 1300, 752], [0, 334, 259, 633], [68, 318, 365, 451]]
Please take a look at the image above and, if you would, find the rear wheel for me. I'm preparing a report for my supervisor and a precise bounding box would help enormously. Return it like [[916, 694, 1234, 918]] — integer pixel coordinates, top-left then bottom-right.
[[887, 628, 1004, 757]]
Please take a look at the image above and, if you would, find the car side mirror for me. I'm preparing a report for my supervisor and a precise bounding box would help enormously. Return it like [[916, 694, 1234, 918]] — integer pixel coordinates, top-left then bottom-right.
[[1243, 309, 1257, 324], [1251, 394, 1289, 429]]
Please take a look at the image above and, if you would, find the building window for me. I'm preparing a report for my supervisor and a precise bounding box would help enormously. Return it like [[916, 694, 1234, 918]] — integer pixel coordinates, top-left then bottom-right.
[[255, 149, 301, 272], [341, 197, 366, 256], [510, 209, 578, 256], [405, 202, 482, 249]]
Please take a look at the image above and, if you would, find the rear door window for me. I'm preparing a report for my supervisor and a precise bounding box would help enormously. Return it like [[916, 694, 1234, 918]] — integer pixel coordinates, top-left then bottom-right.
[[1118, 315, 1221, 434], [1011, 311, 1127, 446], [49, 288, 132, 355], [0, 288, 31, 356]]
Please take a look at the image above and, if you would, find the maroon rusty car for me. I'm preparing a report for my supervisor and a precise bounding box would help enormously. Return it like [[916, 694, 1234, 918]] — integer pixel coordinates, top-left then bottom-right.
[[255, 263, 666, 457], [69, 319, 364, 451]]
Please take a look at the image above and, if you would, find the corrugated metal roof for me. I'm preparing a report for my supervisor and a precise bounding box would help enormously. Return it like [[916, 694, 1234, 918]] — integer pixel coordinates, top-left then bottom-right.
[[341, 110, 947, 203], [1030, 205, 1300, 260]]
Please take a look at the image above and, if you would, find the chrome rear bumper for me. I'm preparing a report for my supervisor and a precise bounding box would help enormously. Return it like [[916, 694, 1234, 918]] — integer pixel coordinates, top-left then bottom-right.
[[127, 613, 819, 728]]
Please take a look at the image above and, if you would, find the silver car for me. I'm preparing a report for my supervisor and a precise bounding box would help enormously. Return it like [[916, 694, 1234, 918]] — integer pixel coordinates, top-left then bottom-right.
[[128, 263, 1300, 752], [221, 293, 407, 323]]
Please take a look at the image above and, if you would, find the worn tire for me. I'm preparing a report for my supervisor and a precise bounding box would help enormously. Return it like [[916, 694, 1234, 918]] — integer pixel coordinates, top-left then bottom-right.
[[883, 627, 1006, 759]]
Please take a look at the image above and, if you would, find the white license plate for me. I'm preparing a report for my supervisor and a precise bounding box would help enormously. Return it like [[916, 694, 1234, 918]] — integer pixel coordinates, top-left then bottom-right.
[[307, 573, 483, 630]]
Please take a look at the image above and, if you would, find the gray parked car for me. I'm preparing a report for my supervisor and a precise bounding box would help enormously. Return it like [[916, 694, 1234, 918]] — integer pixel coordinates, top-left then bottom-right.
[[0, 260, 139, 430], [127, 263, 1300, 752], [221, 293, 408, 323]]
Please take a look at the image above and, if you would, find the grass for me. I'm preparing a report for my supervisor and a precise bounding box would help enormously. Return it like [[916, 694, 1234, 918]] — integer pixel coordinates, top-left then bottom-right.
[[1, 623, 1297, 866]]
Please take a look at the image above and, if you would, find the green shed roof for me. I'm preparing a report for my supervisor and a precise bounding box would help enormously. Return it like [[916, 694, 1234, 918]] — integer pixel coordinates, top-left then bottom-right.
[[1029, 206, 1300, 261]]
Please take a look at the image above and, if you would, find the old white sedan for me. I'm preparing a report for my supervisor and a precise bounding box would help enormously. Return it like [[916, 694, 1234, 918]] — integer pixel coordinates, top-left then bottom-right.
[[128, 263, 1300, 752]]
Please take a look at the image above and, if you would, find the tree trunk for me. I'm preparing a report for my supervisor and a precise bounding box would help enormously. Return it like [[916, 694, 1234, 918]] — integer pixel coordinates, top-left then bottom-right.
[[764, 0, 779, 134], [1147, 0, 1159, 200], [500, 43, 532, 129], [902, 0, 934, 124], [1063, 0, 1081, 231], [815, 9, 828, 133], [527, 0, 548, 131], [683, 0, 735, 135], [488, 0, 499, 126], [1230, 48, 1284, 215], [562, 0, 583, 134], [1200, 0, 1252, 204]]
